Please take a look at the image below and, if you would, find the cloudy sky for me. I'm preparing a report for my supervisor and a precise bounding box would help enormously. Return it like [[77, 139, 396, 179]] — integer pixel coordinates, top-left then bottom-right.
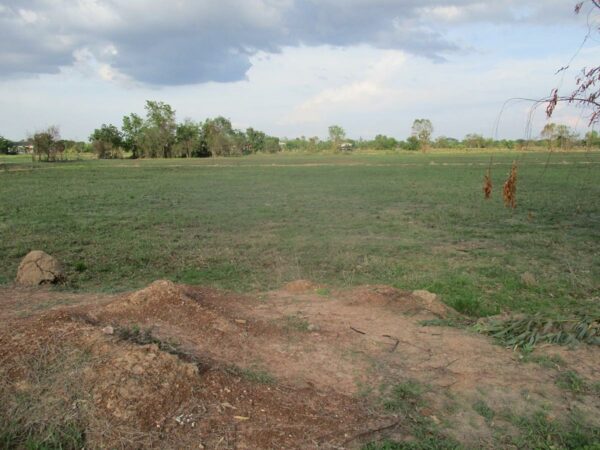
[[1, 0, 599, 141]]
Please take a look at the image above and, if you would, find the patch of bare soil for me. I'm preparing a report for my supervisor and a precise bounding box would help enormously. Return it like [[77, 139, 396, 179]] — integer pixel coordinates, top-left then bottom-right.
[[1, 280, 599, 449]]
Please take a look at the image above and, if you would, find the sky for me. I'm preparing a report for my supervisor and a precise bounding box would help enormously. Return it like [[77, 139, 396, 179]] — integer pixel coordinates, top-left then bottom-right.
[[0, 0, 599, 141]]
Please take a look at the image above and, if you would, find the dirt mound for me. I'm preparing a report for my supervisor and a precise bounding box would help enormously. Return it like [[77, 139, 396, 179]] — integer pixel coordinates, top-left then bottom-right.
[[341, 285, 454, 318], [0, 310, 375, 449], [1, 280, 599, 449], [282, 279, 320, 293], [15, 250, 64, 286]]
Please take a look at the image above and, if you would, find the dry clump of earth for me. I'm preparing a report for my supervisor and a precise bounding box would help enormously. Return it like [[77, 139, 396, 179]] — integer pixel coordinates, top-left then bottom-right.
[[15, 250, 64, 286], [0, 280, 598, 449]]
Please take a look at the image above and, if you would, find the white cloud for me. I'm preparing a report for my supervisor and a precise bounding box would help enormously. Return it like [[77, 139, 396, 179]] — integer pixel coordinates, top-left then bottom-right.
[[285, 51, 406, 123], [18, 8, 39, 24]]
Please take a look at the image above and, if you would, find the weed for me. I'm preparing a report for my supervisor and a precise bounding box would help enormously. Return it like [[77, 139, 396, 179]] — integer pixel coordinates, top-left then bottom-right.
[[74, 261, 87, 272], [522, 353, 566, 369], [316, 287, 331, 296], [0, 344, 90, 450], [472, 399, 495, 422], [382, 381, 424, 413], [227, 366, 276, 385], [375, 381, 461, 449], [419, 318, 470, 328], [283, 315, 310, 332], [556, 370, 587, 394], [506, 409, 600, 449], [1, 422, 86, 450], [363, 438, 461, 450]]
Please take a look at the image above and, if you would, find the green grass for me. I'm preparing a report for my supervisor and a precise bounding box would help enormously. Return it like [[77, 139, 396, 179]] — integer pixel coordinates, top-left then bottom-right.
[[283, 314, 311, 332], [226, 365, 276, 385], [472, 399, 495, 422], [555, 370, 588, 394], [374, 380, 461, 450], [1, 151, 599, 317], [522, 353, 566, 369], [363, 438, 461, 450], [503, 409, 600, 449], [382, 380, 425, 413]]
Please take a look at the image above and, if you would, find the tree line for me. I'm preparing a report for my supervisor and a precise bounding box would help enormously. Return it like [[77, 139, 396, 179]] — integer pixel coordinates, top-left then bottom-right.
[[90, 101, 281, 159], [2, 104, 598, 160]]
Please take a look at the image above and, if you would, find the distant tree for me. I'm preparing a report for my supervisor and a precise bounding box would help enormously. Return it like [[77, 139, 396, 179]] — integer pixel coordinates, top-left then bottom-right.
[[245, 127, 265, 153], [585, 130, 600, 147], [122, 113, 144, 159], [90, 124, 124, 159], [203, 117, 237, 156], [372, 134, 398, 150], [0, 135, 14, 154], [411, 119, 433, 151], [541, 123, 578, 149], [328, 125, 346, 149], [141, 101, 177, 158], [263, 136, 280, 153], [32, 126, 61, 161], [463, 133, 487, 149], [404, 136, 420, 151], [175, 119, 206, 158], [541, 123, 557, 148], [555, 124, 578, 149], [64, 141, 87, 159], [434, 136, 460, 149]]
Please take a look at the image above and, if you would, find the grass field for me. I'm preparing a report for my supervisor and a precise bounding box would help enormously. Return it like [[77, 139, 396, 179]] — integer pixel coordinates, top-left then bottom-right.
[[1, 151, 599, 317]]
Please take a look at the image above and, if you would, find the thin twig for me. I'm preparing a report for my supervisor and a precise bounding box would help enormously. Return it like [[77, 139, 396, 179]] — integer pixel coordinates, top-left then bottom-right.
[[341, 420, 401, 445], [382, 335, 400, 353], [350, 326, 366, 335]]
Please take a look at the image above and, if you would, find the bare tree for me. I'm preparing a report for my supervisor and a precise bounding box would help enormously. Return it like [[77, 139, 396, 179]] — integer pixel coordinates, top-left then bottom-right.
[[411, 119, 433, 152], [32, 126, 60, 162], [547, 1, 600, 125]]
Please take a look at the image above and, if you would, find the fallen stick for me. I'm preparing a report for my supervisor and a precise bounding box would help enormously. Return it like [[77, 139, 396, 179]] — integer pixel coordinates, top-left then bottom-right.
[[382, 335, 400, 352], [341, 420, 401, 445], [350, 326, 366, 335]]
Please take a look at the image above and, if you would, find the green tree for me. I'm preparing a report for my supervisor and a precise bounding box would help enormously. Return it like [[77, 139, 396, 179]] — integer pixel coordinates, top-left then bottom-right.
[[585, 130, 600, 148], [140, 101, 177, 158], [328, 125, 346, 149], [263, 136, 280, 153], [411, 119, 433, 151], [175, 119, 206, 157], [122, 113, 144, 159], [203, 117, 239, 156], [90, 124, 124, 159], [0, 135, 14, 154], [246, 127, 266, 153], [404, 136, 420, 151], [541, 123, 577, 149], [245, 127, 280, 154], [541, 123, 557, 148], [434, 136, 460, 149], [463, 133, 487, 149], [372, 134, 397, 150]]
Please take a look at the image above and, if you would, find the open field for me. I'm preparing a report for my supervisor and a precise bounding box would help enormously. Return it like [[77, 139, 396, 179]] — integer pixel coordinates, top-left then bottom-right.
[[1, 151, 599, 317], [1, 151, 600, 449]]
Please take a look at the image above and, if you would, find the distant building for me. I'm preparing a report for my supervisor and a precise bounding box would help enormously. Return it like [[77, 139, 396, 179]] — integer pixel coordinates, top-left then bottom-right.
[[15, 144, 34, 154], [340, 142, 353, 151]]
